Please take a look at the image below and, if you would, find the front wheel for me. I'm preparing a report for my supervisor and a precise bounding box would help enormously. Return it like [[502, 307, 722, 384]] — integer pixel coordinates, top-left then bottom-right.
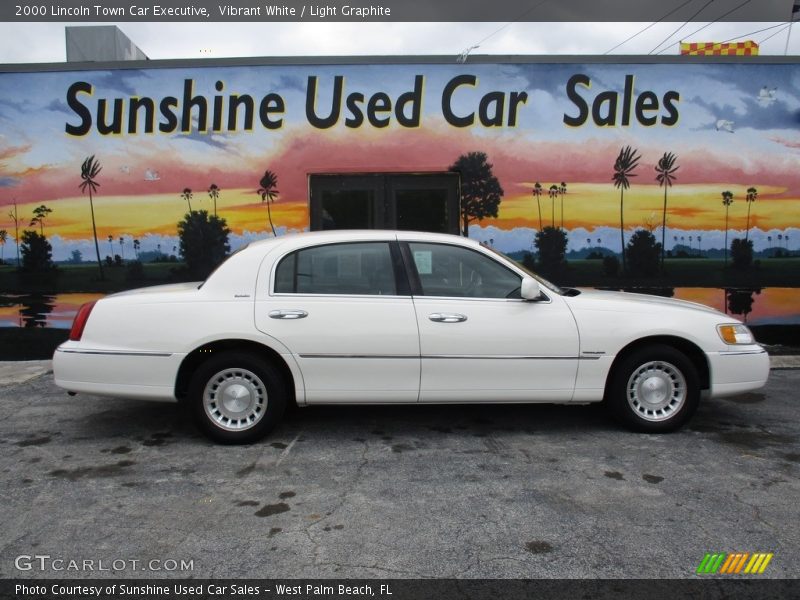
[[607, 344, 700, 433], [189, 352, 287, 444]]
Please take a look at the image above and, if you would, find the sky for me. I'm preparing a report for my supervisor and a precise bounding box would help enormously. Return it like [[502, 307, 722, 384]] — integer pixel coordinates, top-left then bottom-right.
[[0, 21, 799, 62]]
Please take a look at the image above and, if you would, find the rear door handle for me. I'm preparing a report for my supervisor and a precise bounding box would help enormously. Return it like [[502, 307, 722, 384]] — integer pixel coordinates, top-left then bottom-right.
[[269, 309, 308, 320], [428, 312, 467, 323]]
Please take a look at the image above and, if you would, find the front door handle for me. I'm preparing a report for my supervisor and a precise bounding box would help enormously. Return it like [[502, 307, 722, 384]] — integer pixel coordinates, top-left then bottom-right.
[[428, 312, 467, 323], [269, 309, 308, 320]]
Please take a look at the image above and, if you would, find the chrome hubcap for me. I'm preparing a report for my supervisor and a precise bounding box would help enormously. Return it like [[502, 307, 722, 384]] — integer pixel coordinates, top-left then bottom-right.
[[203, 368, 267, 431], [627, 360, 686, 422]]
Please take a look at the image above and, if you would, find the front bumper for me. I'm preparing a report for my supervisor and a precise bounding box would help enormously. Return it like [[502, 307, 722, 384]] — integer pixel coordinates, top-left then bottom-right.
[[706, 346, 770, 398]]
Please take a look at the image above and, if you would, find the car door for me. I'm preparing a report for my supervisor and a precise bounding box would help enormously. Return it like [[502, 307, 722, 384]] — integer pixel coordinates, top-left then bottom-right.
[[255, 239, 420, 403], [402, 240, 580, 402]]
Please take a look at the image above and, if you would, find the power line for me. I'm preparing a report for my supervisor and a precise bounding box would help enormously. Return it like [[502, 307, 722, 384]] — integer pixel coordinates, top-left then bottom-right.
[[720, 21, 794, 43], [458, 0, 550, 61], [760, 23, 791, 44], [675, 0, 754, 43], [657, 21, 791, 55], [784, 0, 799, 55], [655, 0, 755, 55], [649, 0, 717, 54], [604, 0, 696, 55]]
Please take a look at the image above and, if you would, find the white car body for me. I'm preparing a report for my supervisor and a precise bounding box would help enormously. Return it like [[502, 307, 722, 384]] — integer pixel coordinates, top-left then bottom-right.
[[53, 230, 769, 440]]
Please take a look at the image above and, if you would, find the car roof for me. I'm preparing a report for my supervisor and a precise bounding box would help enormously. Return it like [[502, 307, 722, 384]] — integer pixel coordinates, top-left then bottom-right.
[[245, 229, 482, 250]]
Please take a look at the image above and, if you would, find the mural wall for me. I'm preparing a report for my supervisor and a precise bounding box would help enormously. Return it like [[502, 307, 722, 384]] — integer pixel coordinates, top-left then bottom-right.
[[2, 59, 799, 257], [0, 59, 799, 347]]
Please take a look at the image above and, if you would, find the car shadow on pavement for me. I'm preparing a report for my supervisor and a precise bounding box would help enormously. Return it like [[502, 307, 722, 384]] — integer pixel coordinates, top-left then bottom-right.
[[72, 398, 617, 444]]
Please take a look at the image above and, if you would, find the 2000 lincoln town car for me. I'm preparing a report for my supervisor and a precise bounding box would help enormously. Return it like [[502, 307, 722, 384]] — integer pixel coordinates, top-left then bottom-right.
[[54, 230, 770, 443]]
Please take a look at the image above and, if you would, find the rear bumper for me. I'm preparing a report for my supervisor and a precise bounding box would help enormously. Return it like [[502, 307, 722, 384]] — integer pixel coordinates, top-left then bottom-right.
[[707, 347, 770, 398], [53, 345, 184, 402]]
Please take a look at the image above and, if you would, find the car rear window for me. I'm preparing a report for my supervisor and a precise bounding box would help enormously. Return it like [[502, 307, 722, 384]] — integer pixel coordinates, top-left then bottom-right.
[[274, 242, 397, 296]]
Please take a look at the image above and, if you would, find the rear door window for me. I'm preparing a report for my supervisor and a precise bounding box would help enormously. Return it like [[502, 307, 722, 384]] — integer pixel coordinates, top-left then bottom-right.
[[274, 242, 398, 296]]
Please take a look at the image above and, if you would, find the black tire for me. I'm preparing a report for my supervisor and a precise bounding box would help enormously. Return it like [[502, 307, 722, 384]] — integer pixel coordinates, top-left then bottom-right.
[[607, 344, 700, 433], [189, 351, 287, 444]]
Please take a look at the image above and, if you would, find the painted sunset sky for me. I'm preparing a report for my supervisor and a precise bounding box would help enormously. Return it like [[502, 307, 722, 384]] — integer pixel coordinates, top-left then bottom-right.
[[0, 60, 799, 259]]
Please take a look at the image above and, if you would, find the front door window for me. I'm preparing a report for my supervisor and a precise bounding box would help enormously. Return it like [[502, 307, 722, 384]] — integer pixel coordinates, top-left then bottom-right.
[[408, 242, 522, 299]]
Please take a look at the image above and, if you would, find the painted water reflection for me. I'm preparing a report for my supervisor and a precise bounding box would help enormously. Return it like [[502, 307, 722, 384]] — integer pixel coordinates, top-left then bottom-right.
[[672, 288, 798, 325], [0, 294, 104, 329], [0, 288, 797, 329]]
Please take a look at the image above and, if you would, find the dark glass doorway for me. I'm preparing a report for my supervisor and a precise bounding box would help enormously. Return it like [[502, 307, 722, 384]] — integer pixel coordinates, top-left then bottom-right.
[[309, 173, 460, 234]]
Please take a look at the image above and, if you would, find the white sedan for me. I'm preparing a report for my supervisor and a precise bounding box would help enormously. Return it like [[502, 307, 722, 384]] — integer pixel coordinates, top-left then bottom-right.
[[54, 230, 770, 443]]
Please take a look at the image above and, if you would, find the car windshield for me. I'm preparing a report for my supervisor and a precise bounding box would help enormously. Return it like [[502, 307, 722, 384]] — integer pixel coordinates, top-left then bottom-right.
[[483, 245, 565, 295]]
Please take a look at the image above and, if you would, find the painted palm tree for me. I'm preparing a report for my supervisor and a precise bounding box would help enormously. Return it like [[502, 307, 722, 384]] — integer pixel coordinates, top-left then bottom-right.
[[208, 183, 220, 217], [745, 187, 757, 241], [0, 229, 6, 264], [558, 182, 567, 229], [258, 170, 280, 237], [532, 182, 543, 231], [548, 185, 558, 228], [612, 145, 641, 274], [107, 234, 114, 257], [655, 151, 679, 270], [721, 190, 734, 266], [30, 204, 53, 235], [181, 188, 194, 213], [79, 155, 104, 280], [119, 236, 125, 260], [133, 239, 140, 259], [7, 202, 21, 266]]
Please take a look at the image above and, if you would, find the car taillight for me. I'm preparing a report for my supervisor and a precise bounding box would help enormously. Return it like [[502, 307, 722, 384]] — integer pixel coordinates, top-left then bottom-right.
[[69, 301, 98, 341]]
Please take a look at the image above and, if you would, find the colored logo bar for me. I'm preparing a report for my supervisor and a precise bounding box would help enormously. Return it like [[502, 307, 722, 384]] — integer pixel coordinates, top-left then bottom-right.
[[697, 552, 774, 574]]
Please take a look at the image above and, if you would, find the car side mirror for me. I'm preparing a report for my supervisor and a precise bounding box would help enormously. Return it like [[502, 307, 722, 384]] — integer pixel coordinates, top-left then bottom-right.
[[521, 277, 542, 301]]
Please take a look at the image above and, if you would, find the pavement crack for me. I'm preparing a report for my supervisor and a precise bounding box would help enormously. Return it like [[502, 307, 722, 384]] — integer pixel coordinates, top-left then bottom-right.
[[312, 561, 427, 577], [732, 491, 778, 533], [303, 437, 370, 567], [275, 432, 301, 468]]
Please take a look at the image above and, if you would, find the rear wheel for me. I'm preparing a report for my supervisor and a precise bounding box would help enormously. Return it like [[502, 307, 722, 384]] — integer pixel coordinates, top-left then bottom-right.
[[189, 352, 286, 444], [607, 344, 700, 433]]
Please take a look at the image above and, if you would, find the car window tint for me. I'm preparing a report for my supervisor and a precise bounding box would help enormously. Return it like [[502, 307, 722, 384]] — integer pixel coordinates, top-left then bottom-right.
[[408, 243, 521, 299], [274, 242, 397, 296]]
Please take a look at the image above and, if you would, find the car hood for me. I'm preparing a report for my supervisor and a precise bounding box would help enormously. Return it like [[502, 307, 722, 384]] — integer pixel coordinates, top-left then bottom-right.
[[566, 288, 729, 318]]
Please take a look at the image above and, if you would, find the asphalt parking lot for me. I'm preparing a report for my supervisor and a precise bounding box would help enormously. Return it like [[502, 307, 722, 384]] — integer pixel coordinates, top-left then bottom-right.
[[0, 365, 798, 579]]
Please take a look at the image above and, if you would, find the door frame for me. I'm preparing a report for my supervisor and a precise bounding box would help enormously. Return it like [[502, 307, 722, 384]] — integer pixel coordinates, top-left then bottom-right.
[[309, 172, 461, 234]]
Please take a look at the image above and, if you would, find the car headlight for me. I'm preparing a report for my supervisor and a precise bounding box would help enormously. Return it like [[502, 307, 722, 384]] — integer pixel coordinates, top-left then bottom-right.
[[717, 324, 755, 345]]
